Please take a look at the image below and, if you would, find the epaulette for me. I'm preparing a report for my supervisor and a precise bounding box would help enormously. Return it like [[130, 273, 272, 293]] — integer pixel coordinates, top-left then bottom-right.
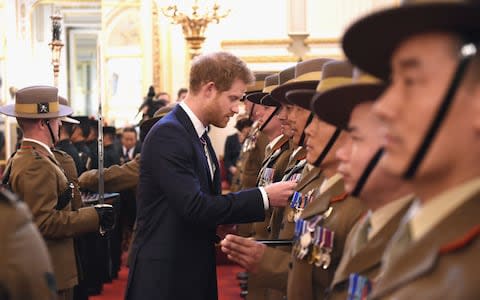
[[19, 145, 43, 160], [439, 224, 480, 255], [330, 192, 349, 204]]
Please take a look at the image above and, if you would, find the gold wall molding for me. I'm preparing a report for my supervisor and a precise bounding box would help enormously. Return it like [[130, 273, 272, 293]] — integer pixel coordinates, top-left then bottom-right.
[[239, 53, 344, 64], [221, 38, 339, 48], [104, 53, 142, 59], [152, 0, 161, 92]]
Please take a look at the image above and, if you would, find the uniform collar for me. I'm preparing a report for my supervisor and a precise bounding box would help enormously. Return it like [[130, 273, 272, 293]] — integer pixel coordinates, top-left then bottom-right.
[[409, 177, 480, 242], [23, 138, 53, 156], [368, 193, 415, 240]]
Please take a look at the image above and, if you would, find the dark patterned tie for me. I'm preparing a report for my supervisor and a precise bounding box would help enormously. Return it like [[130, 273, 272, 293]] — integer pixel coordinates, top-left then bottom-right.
[[200, 132, 215, 180]]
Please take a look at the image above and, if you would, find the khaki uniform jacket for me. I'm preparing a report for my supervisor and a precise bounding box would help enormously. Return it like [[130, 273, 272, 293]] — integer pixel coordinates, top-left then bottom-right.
[[239, 131, 269, 189], [267, 147, 307, 241], [253, 135, 292, 239], [287, 176, 365, 300], [0, 189, 57, 300], [53, 149, 83, 210], [79, 153, 140, 193], [370, 187, 480, 299], [235, 129, 269, 237], [230, 123, 269, 192], [248, 165, 325, 299], [8, 140, 99, 290], [327, 196, 413, 300]]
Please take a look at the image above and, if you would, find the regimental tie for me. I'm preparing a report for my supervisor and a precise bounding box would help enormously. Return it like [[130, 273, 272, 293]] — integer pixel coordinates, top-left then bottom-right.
[[200, 132, 215, 180]]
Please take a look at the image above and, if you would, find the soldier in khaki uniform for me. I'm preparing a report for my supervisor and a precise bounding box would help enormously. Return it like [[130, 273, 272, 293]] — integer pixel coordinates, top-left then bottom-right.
[[233, 73, 274, 237], [0, 188, 57, 300], [245, 62, 323, 300], [302, 70, 414, 299], [244, 74, 288, 240], [229, 73, 273, 194], [279, 61, 365, 300], [222, 59, 363, 300], [341, 0, 480, 298], [0, 86, 114, 300]]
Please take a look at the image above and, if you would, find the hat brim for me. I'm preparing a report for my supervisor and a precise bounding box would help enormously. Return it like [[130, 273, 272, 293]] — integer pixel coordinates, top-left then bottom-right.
[[271, 81, 319, 104], [259, 94, 280, 107], [140, 116, 161, 134], [0, 104, 73, 119], [342, 3, 480, 81], [312, 83, 387, 129], [285, 89, 316, 111], [241, 89, 263, 102], [245, 92, 267, 104], [61, 116, 80, 124]]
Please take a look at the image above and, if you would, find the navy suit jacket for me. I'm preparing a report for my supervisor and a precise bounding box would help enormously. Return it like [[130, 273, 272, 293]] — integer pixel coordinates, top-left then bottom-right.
[[126, 105, 265, 300]]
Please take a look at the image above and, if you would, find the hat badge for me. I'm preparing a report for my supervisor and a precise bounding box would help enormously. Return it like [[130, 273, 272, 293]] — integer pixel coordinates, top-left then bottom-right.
[[37, 103, 50, 113]]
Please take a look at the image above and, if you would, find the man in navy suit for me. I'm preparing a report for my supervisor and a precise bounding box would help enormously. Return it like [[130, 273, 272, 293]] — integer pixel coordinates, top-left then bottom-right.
[[126, 52, 297, 300]]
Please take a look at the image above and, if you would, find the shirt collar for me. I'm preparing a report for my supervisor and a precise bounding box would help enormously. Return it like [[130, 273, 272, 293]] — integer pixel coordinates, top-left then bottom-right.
[[267, 134, 284, 151], [23, 138, 53, 156], [409, 177, 480, 242], [368, 193, 415, 240], [291, 146, 303, 160], [179, 101, 207, 138]]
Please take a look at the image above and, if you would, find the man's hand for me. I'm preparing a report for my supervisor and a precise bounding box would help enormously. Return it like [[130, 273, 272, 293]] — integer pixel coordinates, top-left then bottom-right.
[[265, 181, 297, 207], [220, 234, 266, 273]]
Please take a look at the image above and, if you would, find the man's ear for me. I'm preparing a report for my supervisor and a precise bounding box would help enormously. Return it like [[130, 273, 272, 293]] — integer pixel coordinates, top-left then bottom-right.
[[204, 82, 216, 99]]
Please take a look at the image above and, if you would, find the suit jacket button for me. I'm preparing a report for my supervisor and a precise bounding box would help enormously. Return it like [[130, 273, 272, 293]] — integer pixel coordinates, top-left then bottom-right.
[[266, 226, 271, 232]]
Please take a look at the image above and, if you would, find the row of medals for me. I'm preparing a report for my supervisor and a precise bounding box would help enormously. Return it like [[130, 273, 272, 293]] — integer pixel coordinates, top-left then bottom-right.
[[291, 189, 335, 269]]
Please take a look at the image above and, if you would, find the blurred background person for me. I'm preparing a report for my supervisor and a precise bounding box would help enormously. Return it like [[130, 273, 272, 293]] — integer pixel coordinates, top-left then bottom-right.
[[223, 117, 253, 186], [119, 127, 141, 165], [176, 88, 188, 102]]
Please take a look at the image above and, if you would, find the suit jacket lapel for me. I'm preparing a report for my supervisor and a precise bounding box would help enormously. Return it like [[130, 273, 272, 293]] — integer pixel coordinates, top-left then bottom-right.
[[174, 106, 216, 192]]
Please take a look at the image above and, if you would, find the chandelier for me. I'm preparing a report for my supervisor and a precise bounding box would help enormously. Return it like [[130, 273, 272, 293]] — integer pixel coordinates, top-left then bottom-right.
[[161, 1, 230, 59]]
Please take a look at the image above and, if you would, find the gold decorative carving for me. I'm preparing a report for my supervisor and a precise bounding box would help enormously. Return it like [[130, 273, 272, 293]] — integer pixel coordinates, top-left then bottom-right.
[[221, 38, 339, 48]]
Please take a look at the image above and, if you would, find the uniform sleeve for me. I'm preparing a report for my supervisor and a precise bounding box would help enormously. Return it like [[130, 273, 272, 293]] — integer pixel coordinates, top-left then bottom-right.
[[16, 159, 99, 239], [78, 154, 140, 192]]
